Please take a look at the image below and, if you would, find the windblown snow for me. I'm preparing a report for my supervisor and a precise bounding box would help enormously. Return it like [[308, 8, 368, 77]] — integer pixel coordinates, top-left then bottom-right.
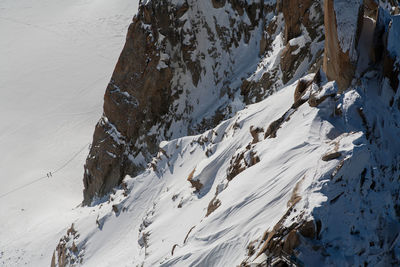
[[0, 0, 139, 265], [54, 67, 400, 266]]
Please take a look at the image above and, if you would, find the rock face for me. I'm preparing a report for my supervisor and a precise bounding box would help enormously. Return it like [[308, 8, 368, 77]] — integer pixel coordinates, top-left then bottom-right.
[[83, 1, 176, 204], [83, 0, 273, 204], [241, 0, 325, 103], [82, 0, 324, 205], [51, 224, 83, 267], [323, 0, 363, 91], [384, 14, 400, 93], [52, 1, 400, 266], [280, 0, 324, 84], [282, 0, 313, 42]]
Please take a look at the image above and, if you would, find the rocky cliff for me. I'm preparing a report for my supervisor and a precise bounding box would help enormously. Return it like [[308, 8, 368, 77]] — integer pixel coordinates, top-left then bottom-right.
[[82, 0, 325, 204], [52, 0, 400, 266]]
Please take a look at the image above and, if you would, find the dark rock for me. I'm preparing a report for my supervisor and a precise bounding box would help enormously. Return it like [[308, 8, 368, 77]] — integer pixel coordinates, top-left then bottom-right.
[[211, 0, 226, 9], [206, 197, 221, 217], [51, 224, 83, 267], [322, 151, 341, 161], [187, 168, 203, 192], [282, 0, 313, 43], [298, 220, 316, 239], [294, 78, 313, 103], [283, 230, 300, 254], [372, 7, 391, 64], [280, 0, 324, 84], [364, 0, 379, 19]]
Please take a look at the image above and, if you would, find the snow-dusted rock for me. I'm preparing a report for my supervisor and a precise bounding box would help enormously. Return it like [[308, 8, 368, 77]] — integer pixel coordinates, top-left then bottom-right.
[[323, 0, 364, 91], [83, 0, 324, 205]]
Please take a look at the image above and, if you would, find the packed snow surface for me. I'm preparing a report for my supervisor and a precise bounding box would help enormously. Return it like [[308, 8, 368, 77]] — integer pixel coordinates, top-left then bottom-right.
[[0, 0, 139, 265]]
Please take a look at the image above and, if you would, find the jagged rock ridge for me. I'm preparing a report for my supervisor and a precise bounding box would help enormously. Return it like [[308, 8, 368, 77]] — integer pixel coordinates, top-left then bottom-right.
[[82, 0, 325, 204], [51, 0, 400, 266]]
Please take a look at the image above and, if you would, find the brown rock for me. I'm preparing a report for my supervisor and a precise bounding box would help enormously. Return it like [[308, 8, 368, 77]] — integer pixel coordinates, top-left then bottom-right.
[[308, 92, 335, 107], [243, 0, 324, 102], [322, 151, 341, 161], [83, 0, 271, 205], [250, 126, 263, 144], [280, 0, 323, 84], [264, 116, 285, 139], [52, 224, 83, 267], [259, 33, 267, 56], [240, 72, 278, 104], [211, 0, 226, 9], [294, 78, 313, 103], [298, 220, 316, 239], [82, 3, 176, 204], [364, 0, 378, 19], [227, 152, 246, 181], [280, 43, 302, 84], [206, 197, 221, 217], [282, 0, 313, 43], [323, 0, 363, 92], [283, 230, 300, 254], [187, 168, 203, 192]]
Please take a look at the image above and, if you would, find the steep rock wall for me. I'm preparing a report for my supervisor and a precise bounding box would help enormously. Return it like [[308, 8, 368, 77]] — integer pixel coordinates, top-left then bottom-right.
[[82, 0, 326, 205], [323, 0, 364, 92], [83, 0, 275, 204]]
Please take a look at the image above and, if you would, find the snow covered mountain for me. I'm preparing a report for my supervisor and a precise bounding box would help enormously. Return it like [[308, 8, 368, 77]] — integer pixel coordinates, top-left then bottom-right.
[[3, 0, 400, 266], [82, 0, 325, 205]]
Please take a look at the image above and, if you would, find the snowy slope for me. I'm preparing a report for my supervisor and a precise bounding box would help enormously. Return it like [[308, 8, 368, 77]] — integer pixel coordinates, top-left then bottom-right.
[[3, 0, 400, 266], [52, 68, 400, 266], [56, 71, 370, 266], [51, 76, 320, 266], [0, 0, 139, 265]]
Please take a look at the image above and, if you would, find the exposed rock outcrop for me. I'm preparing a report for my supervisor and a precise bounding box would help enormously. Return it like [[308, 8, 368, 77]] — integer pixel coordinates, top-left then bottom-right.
[[48, 1, 400, 266], [364, 0, 379, 18], [82, 1, 175, 204], [384, 14, 400, 93], [323, 0, 364, 91], [83, 0, 273, 204], [51, 224, 83, 267], [280, 0, 324, 84], [83, 0, 326, 205], [242, 1, 326, 103]]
